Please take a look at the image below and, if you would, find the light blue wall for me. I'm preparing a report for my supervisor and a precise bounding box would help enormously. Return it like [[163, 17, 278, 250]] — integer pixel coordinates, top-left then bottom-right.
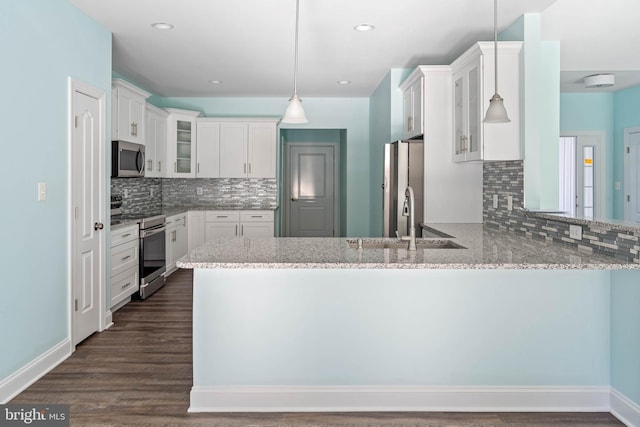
[[515, 14, 560, 210], [610, 270, 640, 405], [194, 269, 611, 386], [559, 93, 615, 219], [0, 0, 111, 382], [613, 85, 640, 219], [151, 97, 371, 236]]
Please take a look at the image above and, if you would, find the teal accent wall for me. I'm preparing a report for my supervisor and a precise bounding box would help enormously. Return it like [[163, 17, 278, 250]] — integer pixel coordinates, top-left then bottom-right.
[[0, 0, 111, 382], [152, 97, 371, 236], [613, 85, 640, 219], [559, 93, 615, 219], [611, 270, 640, 405], [500, 15, 525, 41]]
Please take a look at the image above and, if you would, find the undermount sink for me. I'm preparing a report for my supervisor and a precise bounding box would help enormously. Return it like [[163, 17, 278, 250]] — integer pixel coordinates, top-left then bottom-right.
[[346, 238, 465, 250]]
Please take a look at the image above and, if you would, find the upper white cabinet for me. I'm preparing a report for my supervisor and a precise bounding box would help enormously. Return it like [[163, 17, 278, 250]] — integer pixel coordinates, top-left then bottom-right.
[[200, 118, 279, 179], [112, 79, 150, 144], [196, 119, 221, 178], [450, 41, 523, 162], [144, 104, 168, 178], [166, 108, 201, 178], [400, 77, 424, 140]]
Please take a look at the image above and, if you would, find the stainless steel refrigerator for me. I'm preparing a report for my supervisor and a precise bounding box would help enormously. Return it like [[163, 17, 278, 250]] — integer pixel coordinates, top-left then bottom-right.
[[383, 140, 424, 237]]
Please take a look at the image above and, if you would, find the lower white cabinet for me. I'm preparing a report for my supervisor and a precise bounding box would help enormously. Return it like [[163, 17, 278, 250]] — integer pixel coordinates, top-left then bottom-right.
[[205, 210, 274, 239], [166, 213, 187, 275], [110, 224, 139, 310]]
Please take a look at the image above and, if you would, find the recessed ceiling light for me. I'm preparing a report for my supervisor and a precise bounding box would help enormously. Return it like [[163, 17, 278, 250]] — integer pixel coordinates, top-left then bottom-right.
[[208, 80, 223, 84], [337, 80, 352, 85], [354, 23, 375, 32], [151, 22, 174, 30]]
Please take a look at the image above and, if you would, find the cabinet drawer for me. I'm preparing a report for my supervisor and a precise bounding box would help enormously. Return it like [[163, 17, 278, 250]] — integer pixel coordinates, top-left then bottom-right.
[[110, 266, 139, 308], [110, 224, 138, 246], [110, 239, 139, 277], [206, 210, 240, 222], [240, 210, 273, 222], [166, 213, 186, 227]]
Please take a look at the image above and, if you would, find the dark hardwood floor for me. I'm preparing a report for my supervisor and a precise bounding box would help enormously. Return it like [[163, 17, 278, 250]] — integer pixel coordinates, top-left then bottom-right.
[[12, 269, 623, 426]]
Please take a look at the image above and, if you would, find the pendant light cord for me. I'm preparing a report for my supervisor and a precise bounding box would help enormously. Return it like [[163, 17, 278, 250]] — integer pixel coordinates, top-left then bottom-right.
[[293, 0, 300, 96], [493, 0, 498, 94]]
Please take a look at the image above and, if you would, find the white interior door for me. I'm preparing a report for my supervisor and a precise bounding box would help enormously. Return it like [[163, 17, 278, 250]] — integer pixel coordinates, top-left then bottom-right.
[[71, 79, 105, 345], [625, 127, 640, 223], [287, 145, 336, 237]]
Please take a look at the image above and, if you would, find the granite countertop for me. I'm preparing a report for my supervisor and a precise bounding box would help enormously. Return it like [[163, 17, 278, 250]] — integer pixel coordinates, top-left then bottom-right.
[[177, 223, 640, 270]]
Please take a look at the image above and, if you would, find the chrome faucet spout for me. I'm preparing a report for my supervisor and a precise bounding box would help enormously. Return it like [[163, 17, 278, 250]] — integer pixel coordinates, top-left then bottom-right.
[[401, 186, 417, 251]]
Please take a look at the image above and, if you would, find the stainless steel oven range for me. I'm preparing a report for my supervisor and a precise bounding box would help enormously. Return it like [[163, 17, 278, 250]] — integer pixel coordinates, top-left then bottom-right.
[[138, 214, 166, 299]]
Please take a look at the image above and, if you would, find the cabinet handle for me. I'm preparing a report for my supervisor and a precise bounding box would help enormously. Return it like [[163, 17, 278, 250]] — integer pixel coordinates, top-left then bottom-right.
[[407, 116, 413, 132], [244, 163, 247, 174], [131, 122, 135, 136], [241, 224, 244, 236], [158, 161, 161, 172], [122, 282, 131, 289], [197, 163, 200, 174], [121, 255, 131, 261], [235, 225, 238, 236], [174, 162, 177, 173], [251, 215, 263, 218], [468, 135, 472, 153], [248, 163, 252, 174], [147, 159, 153, 171], [121, 233, 131, 238]]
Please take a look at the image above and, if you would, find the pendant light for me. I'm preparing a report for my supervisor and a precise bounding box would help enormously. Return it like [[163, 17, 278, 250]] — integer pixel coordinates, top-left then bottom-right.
[[282, 0, 308, 123], [483, 0, 510, 123]]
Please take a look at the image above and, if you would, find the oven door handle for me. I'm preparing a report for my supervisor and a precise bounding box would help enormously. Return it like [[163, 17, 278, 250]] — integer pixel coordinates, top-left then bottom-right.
[[140, 225, 166, 238]]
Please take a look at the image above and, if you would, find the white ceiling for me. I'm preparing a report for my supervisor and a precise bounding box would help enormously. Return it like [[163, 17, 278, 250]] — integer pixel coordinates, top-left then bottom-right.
[[70, 0, 640, 97]]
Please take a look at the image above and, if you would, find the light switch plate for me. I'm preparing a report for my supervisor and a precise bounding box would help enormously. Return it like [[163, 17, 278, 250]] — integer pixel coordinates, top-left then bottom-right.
[[37, 182, 47, 201], [569, 224, 582, 240], [493, 194, 498, 209], [507, 195, 513, 211]]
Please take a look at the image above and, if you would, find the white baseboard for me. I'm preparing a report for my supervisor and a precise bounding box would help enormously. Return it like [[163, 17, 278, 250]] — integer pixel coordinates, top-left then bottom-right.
[[0, 339, 72, 404], [103, 310, 113, 330], [189, 385, 611, 413], [611, 388, 640, 427]]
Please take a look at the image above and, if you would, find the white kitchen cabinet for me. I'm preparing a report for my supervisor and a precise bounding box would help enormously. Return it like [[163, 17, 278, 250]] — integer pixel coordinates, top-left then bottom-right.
[[216, 119, 278, 178], [187, 210, 205, 251], [450, 41, 523, 162], [401, 77, 424, 140], [166, 109, 201, 178], [196, 119, 221, 178], [239, 210, 274, 237], [204, 210, 274, 239], [112, 79, 149, 145], [144, 104, 168, 178], [165, 213, 187, 275], [109, 224, 139, 310]]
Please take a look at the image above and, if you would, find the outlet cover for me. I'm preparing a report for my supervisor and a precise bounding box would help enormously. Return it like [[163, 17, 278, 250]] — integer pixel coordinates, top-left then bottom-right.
[[507, 195, 513, 211], [569, 224, 582, 240], [492, 194, 498, 208], [196, 187, 203, 196]]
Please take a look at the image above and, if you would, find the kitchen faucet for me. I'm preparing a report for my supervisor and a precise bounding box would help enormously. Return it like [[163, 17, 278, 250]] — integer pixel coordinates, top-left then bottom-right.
[[400, 186, 417, 251]]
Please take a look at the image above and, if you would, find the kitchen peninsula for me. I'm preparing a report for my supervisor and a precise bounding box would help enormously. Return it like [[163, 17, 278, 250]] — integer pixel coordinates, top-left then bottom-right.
[[178, 223, 640, 415]]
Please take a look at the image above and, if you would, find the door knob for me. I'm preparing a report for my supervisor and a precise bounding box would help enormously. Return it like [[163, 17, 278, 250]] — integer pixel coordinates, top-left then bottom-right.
[[94, 222, 104, 230]]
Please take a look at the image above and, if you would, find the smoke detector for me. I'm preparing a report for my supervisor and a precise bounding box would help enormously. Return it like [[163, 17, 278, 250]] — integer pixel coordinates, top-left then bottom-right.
[[584, 74, 615, 88]]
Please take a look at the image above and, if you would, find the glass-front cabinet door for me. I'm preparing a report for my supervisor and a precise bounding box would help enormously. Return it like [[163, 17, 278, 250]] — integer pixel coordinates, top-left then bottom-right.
[[165, 109, 200, 178], [466, 62, 482, 161], [453, 73, 466, 161]]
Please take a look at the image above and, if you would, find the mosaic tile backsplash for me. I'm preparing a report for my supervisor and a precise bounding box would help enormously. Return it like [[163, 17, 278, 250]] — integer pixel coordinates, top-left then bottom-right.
[[483, 161, 639, 263], [111, 177, 278, 213]]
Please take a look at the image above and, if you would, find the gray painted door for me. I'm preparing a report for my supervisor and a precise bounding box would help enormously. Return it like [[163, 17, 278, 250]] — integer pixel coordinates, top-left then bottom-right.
[[287, 145, 335, 237]]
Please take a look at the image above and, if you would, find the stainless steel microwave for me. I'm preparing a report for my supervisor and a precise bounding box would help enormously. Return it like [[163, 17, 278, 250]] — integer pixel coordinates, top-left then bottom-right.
[[111, 140, 145, 178]]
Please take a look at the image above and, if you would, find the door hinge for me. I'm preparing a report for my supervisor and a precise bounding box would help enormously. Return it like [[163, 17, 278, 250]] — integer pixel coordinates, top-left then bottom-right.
[[74, 115, 78, 129], [74, 299, 78, 312]]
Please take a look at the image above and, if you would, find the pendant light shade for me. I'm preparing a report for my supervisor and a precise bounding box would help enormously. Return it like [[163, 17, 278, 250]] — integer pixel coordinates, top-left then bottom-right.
[[282, 0, 308, 123], [483, 0, 510, 124], [283, 94, 308, 123]]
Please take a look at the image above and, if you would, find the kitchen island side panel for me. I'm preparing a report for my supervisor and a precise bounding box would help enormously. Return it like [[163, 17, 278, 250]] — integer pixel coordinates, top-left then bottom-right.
[[192, 268, 610, 387]]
